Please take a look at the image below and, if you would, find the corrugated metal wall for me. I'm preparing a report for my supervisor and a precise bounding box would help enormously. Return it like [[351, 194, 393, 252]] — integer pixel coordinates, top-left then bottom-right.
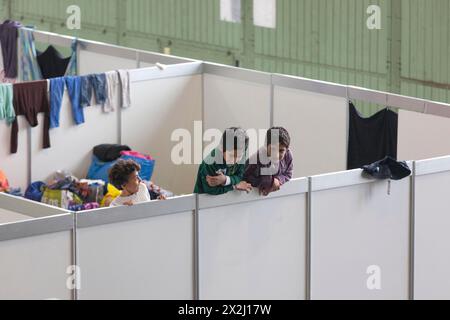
[[4, 0, 450, 115], [401, 0, 450, 104]]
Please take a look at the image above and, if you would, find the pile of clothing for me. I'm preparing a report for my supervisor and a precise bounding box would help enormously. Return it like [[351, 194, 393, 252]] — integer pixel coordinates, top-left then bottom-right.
[[87, 144, 155, 184], [23, 145, 174, 211], [25, 171, 104, 211]]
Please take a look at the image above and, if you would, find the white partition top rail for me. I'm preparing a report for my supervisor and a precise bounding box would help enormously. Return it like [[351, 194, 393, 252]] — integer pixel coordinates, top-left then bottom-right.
[[415, 155, 450, 176], [310, 162, 413, 192], [130, 61, 203, 83], [0, 213, 73, 242], [27, 28, 196, 65], [199, 178, 308, 210], [203, 63, 450, 120], [203, 62, 272, 85], [76, 195, 196, 228], [0, 193, 69, 219]]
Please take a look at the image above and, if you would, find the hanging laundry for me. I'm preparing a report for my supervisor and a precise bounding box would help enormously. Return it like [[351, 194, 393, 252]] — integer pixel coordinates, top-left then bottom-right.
[[65, 39, 78, 76], [104, 71, 120, 113], [80, 75, 93, 107], [18, 28, 43, 81], [65, 76, 85, 125], [117, 69, 131, 108], [81, 73, 108, 107], [103, 70, 132, 112], [0, 20, 22, 79], [11, 80, 51, 154], [0, 49, 17, 83], [0, 83, 15, 123], [347, 102, 398, 170], [37, 45, 71, 79], [80, 73, 108, 107], [49, 77, 65, 128]]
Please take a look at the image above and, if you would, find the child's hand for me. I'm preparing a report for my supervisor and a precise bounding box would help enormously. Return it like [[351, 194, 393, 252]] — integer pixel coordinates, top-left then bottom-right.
[[157, 194, 167, 200], [272, 178, 281, 191], [235, 181, 253, 193], [206, 173, 227, 187], [123, 201, 134, 206]]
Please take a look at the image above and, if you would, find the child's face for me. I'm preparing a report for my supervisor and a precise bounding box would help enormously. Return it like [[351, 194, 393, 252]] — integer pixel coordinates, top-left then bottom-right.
[[122, 171, 141, 194], [267, 144, 288, 162], [223, 149, 244, 165]]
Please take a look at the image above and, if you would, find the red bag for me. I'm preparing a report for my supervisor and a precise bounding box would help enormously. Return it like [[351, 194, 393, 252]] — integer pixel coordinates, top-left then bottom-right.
[[120, 150, 153, 160]]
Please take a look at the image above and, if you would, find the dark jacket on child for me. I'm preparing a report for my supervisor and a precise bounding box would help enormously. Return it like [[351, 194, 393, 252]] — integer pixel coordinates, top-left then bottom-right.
[[244, 148, 294, 193]]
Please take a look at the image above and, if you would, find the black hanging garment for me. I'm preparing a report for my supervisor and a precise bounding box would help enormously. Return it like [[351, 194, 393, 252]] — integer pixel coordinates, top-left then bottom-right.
[[37, 45, 71, 79], [347, 102, 398, 170]]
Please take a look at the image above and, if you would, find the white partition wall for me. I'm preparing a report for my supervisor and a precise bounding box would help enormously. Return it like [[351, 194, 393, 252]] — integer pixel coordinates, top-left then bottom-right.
[[198, 178, 308, 300], [398, 110, 450, 161], [30, 92, 119, 182], [0, 209, 33, 224], [0, 118, 29, 191], [78, 49, 138, 75], [122, 63, 203, 195], [76, 196, 195, 300], [0, 192, 69, 220], [0, 214, 74, 300], [414, 156, 450, 300], [310, 169, 411, 300], [273, 76, 348, 178], [203, 64, 271, 137]]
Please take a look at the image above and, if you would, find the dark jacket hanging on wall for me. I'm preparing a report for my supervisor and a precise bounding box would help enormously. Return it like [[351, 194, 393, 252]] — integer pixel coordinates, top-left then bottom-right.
[[0, 20, 22, 78], [37, 45, 71, 79], [347, 102, 398, 170], [11, 80, 51, 154]]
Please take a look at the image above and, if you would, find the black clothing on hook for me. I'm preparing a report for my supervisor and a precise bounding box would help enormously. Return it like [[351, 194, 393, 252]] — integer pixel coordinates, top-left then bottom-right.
[[347, 102, 398, 170]]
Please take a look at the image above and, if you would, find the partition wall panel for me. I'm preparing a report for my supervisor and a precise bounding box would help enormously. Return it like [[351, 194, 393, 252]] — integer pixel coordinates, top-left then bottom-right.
[[203, 71, 271, 142], [414, 157, 450, 300], [398, 110, 450, 162], [78, 49, 138, 75], [198, 179, 308, 300], [273, 85, 348, 178], [310, 171, 411, 300], [76, 196, 195, 300], [0, 214, 74, 300], [0, 118, 29, 192], [121, 74, 202, 195]]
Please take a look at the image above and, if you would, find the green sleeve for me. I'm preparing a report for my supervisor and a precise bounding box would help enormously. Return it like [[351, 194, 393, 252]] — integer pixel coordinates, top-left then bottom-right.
[[195, 162, 234, 195], [228, 163, 246, 186]]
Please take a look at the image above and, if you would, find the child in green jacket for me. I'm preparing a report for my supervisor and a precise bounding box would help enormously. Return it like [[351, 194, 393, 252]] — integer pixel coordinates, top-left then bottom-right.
[[194, 127, 253, 195]]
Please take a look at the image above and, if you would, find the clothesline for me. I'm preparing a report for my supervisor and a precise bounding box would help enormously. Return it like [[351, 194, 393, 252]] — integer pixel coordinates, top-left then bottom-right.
[[0, 69, 131, 155], [0, 17, 136, 155]]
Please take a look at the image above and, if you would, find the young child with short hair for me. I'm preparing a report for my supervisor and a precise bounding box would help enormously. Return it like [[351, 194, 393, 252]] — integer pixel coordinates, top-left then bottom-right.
[[244, 127, 293, 196], [194, 127, 253, 195], [108, 159, 151, 207]]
